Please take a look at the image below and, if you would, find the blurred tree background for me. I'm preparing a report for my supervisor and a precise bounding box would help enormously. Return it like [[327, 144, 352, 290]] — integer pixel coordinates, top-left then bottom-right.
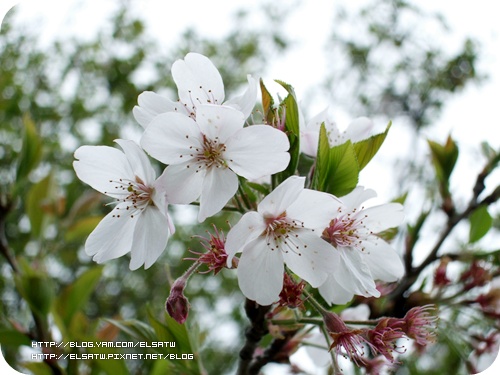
[[1, 0, 498, 374]]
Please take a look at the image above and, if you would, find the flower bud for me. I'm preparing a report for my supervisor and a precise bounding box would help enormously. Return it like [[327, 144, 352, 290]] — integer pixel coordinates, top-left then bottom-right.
[[433, 257, 451, 287], [165, 279, 190, 324], [460, 261, 491, 291]]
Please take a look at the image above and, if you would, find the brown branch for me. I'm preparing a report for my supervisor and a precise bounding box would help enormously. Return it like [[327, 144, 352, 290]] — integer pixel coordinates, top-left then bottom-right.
[[248, 330, 299, 373], [237, 299, 272, 375], [0, 198, 19, 273], [389, 154, 500, 315]]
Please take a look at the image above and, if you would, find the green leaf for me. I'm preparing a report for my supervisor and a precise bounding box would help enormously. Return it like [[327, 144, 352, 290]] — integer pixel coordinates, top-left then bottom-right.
[[245, 182, 271, 196], [150, 359, 176, 375], [143, 308, 202, 374], [26, 172, 53, 238], [55, 267, 103, 328], [428, 135, 459, 196], [14, 273, 55, 318], [259, 78, 274, 123], [313, 124, 359, 196], [104, 318, 157, 342], [311, 122, 332, 191], [326, 141, 360, 196], [86, 344, 130, 375], [469, 205, 493, 243], [273, 80, 300, 185], [16, 114, 42, 183], [353, 121, 391, 170], [0, 329, 32, 347], [64, 216, 103, 242], [21, 362, 53, 375]]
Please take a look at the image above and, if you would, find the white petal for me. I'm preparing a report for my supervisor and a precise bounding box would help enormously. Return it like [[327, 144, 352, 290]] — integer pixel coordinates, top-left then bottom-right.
[[304, 107, 331, 132], [85, 204, 137, 262], [74, 145, 133, 198], [129, 206, 170, 270], [224, 74, 258, 119], [198, 167, 238, 222], [332, 249, 380, 298], [362, 238, 405, 281], [300, 129, 319, 157], [303, 331, 331, 366], [318, 273, 355, 305], [172, 53, 225, 107], [287, 189, 342, 230], [225, 125, 290, 180], [237, 237, 284, 305], [140, 112, 202, 165], [157, 163, 205, 204], [281, 231, 333, 287], [114, 139, 156, 184], [133, 91, 188, 128], [226, 212, 267, 266], [361, 203, 405, 232], [196, 104, 244, 143], [345, 116, 374, 143], [258, 176, 305, 217], [151, 180, 168, 216], [340, 186, 377, 212], [341, 304, 371, 321]]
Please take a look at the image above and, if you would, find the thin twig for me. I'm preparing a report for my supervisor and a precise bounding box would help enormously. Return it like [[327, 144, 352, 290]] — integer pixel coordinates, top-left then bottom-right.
[[389, 153, 500, 313]]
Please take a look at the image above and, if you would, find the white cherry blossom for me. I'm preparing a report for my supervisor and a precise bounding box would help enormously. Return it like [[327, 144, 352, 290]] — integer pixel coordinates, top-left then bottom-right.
[[141, 104, 290, 222], [318, 186, 405, 304], [225, 176, 341, 305], [300, 107, 374, 157], [73, 139, 173, 270], [133, 52, 258, 127]]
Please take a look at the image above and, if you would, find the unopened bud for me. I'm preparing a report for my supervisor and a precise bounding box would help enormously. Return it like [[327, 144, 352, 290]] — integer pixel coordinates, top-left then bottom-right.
[[165, 279, 190, 324], [434, 257, 451, 287]]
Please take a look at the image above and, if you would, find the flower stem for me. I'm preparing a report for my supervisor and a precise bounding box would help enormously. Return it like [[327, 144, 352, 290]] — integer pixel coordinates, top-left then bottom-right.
[[238, 184, 253, 211], [270, 317, 323, 326], [303, 289, 329, 316]]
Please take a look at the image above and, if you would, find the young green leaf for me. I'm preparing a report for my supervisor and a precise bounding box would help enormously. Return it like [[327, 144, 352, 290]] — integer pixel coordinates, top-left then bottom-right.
[[259, 78, 275, 123], [428, 136, 458, 186], [273, 80, 300, 184], [55, 266, 103, 327], [312, 124, 360, 196], [469, 205, 493, 243], [26, 172, 53, 238], [353, 121, 391, 170]]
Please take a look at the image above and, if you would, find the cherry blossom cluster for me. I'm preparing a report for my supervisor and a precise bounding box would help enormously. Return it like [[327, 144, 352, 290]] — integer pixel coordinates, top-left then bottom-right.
[[72, 52, 436, 371], [73, 50, 407, 309], [73, 53, 289, 269]]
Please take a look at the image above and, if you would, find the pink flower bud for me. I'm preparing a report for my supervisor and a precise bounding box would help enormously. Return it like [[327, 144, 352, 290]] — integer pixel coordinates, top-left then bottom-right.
[[460, 261, 491, 291], [433, 257, 451, 287], [165, 279, 190, 324]]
